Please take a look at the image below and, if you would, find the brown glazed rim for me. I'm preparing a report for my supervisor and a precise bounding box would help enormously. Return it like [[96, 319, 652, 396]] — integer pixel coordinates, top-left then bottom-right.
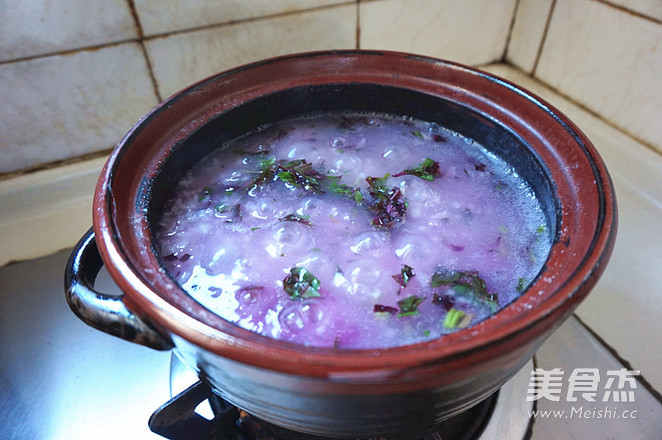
[[94, 50, 616, 378]]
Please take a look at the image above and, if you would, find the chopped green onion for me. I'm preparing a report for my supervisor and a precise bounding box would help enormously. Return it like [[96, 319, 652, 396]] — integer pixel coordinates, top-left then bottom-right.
[[444, 308, 471, 329]]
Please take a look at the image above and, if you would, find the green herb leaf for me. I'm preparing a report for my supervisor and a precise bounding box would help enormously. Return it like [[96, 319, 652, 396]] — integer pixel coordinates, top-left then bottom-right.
[[327, 176, 363, 204], [247, 158, 324, 193], [536, 225, 546, 234], [516, 277, 526, 292], [277, 171, 297, 184], [430, 268, 462, 287], [430, 268, 497, 313], [397, 295, 425, 317], [366, 174, 391, 197], [392, 264, 415, 288], [411, 130, 424, 139], [366, 174, 407, 229], [393, 158, 441, 181], [283, 267, 321, 300], [260, 157, 276, 170]]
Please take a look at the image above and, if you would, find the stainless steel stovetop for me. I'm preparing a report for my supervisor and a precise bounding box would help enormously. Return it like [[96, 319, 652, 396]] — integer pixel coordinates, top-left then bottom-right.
[[2, 248, 661, 439]]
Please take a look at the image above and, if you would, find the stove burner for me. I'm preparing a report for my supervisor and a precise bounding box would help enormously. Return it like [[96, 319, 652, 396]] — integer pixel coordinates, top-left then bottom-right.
[[150, 355, 534, 440], [149, 380, 497, 440]]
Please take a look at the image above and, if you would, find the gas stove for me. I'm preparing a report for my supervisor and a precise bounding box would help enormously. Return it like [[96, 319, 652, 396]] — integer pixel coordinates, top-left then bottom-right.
[[147, 354, 533, 440], [2, 248, 661, 439]]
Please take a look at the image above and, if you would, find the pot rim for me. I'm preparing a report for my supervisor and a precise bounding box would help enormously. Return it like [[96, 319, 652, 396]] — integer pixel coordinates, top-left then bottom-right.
[[93, 50, 617, 378]]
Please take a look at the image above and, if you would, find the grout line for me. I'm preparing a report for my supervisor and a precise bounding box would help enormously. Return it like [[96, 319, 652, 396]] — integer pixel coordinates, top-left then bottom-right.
[[597, 0, 662, 25], [0, 2, 357, 67], [508, 65, 662, 157], [142, 1, 357, 42], [0, 38, 140, 67], [355, 0, 361, 50], [531, 0, 557, 76], [523, 355, 538, 440], [0, 149, 112, 183], [501, 0, 522, 63], [126, 0, 163, 102], [125, 0, 144, 39], [573, 313, 662, 406]]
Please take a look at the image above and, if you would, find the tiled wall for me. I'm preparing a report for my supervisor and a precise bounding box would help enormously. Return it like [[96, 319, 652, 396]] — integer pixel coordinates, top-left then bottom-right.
[[1, 0, 660, 178], [507, 0, 662, 153], [0, 0, 517, 177]]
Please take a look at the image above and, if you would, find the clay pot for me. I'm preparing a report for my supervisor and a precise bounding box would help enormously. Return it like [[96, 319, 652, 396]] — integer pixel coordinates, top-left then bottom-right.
[[65, 51, 616, 438]]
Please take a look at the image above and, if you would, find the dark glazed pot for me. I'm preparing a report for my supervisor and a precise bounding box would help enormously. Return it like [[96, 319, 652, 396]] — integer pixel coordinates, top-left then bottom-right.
[[65, 50, 617, 438]]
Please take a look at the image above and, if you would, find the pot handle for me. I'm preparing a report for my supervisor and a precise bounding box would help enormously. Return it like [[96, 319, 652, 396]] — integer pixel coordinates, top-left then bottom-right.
[[65, 228, 174, 351]]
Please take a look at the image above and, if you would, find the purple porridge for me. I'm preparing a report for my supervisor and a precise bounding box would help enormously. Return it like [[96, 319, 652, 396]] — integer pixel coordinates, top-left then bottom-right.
[[154, 113, 552, 349]]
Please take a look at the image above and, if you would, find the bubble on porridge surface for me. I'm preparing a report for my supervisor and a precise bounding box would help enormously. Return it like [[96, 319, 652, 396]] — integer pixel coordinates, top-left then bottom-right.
[[279, 301, 326, 333], [344, 258, 390, 298], [236, 285, 262, 306], [155, 112, 553, 349], [394, 233, 436, 263], [330, 154, 362, 180], [245, 197, 280, 221], [295, 252, 338, 280], [330, 137, 345, 148], [265, 222, 310, 258], [350, 230, 390, 254], [297, 196, 323, 217], [381, 144, 410, 163]]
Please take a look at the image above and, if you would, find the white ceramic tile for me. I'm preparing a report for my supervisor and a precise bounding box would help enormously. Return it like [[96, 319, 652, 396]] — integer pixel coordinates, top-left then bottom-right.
[[484, 64, 662, 392], [535, 0, 662, 151], [134, 0, 352, 36], [0, 43, 158, 174], [145, 5, 357, 98], [359, 0, 517, 66], [0, 0, 137, 62], [606, 0, 662, 22], [505, 0, 555, 73], [0, 157, 105, 266], [531, 317, 662, 439]]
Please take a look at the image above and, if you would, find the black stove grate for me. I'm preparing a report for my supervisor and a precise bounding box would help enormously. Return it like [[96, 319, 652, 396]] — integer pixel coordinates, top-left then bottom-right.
[[149, 380, 497, 440]]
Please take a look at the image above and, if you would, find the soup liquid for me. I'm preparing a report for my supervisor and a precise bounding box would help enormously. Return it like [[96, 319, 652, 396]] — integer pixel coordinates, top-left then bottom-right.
[[155, 113, 552, 349]]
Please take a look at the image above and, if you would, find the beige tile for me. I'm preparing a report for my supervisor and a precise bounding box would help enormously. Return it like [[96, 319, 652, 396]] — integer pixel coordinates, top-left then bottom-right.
[[533, 317, 662, 439], [535, 0, 662, 150], [607, 0, 662, 22], [359, 0, 517, 66], [505, 0, 555, 73], [134, 0, 352, 36], [145, 5, 357, 98], [0, 157, 106, 266], [0, 43, 158, 174], [0, 0, 137, 62], [483, 64, 662, 393]]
